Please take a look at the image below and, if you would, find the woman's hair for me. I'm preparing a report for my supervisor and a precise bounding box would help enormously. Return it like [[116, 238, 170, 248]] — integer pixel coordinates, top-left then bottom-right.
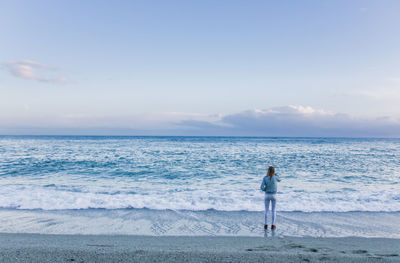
[[267, 166, 275, 179]]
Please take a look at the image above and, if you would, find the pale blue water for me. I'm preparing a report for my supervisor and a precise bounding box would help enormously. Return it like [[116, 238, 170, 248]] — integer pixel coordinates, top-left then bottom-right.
[[0, 136, 399, 237]]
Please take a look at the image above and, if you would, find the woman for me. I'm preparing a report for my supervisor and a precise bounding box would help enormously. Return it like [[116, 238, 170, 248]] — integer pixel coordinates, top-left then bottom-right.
[[260, 166, 280, 230]]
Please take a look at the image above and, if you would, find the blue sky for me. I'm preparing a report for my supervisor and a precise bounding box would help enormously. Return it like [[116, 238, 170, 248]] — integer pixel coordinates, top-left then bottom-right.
[[1, 0, 400, 136]]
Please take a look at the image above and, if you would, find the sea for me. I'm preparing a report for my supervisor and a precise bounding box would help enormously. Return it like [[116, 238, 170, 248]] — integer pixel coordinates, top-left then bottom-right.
[[0, 136, 399, 237]]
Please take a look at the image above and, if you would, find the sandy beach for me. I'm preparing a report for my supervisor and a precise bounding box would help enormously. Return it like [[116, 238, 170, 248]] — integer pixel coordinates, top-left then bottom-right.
[[0, 233, 399, 262]]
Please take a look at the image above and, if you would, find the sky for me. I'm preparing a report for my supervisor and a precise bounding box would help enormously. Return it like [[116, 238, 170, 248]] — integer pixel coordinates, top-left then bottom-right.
[[1, 0, 400, 136]]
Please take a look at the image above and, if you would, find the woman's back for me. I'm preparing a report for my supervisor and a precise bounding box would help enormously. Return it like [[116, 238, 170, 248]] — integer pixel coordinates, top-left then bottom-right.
[[261, 175, 280, 194]]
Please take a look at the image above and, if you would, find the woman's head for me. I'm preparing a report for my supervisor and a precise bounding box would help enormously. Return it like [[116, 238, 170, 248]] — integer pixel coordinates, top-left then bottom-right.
[[267, 166, 275, 178]]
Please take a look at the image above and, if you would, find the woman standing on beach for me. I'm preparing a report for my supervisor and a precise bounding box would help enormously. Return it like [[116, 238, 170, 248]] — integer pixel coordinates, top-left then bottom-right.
[[260, 166, 280, 230]]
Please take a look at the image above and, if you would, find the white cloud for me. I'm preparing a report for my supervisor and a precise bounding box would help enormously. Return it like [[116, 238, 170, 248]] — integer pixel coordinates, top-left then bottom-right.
[[252, 105, 331, 116], [3, 60, 68, 84], [178, 106, 400, 137]]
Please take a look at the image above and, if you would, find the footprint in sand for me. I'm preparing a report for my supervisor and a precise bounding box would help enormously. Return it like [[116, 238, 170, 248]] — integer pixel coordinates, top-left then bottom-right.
[[375, 253, 399, 257], [285, 244, 305, 249], [352, 249, 368, 254], [245, 246, 277, 251]]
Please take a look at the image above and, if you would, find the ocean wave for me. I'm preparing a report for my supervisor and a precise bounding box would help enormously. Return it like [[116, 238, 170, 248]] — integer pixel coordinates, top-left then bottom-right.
[[0, 184, 399, 212]]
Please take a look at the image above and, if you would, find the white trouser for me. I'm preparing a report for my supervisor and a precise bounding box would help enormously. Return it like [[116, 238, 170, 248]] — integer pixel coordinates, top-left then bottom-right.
[[264, 194, 276, 225]]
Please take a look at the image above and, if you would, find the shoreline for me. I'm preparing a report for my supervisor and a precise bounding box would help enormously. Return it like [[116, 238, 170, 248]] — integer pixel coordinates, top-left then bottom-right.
[[1, 209, 399, 238], [1, 233, 399, 262]]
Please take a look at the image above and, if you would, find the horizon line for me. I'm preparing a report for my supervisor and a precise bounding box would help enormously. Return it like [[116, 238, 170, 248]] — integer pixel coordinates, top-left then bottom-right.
[[0, 134, 399, 139]]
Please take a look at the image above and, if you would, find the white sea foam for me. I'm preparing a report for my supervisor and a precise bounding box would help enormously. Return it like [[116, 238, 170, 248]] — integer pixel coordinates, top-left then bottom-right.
[[0, 184, 399, 212]]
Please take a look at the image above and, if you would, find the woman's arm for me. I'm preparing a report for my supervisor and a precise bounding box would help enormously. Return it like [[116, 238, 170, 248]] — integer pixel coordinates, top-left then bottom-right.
[[275, 174, 281, 182], [260, 177, 266, 191]]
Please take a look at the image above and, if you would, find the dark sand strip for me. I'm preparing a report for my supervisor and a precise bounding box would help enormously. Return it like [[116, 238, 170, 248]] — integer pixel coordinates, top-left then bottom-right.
[[0, 233, 399, 262]]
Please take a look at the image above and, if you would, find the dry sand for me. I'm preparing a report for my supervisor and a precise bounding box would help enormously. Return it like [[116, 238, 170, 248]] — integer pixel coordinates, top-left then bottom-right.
[[0, 233, 399, 262]]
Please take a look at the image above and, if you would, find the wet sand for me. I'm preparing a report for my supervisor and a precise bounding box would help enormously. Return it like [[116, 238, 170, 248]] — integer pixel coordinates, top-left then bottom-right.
[[0, 233, 399, 262], [2, 209, 399, 238]]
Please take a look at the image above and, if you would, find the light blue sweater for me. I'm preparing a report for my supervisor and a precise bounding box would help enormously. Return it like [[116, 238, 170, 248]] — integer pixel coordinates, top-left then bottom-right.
[[260, 175, 281, 194]]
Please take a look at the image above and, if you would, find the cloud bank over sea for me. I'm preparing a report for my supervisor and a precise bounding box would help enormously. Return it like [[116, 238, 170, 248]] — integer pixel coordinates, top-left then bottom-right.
[[1, 106, 399, 137], [177, 106, 400, 137]]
